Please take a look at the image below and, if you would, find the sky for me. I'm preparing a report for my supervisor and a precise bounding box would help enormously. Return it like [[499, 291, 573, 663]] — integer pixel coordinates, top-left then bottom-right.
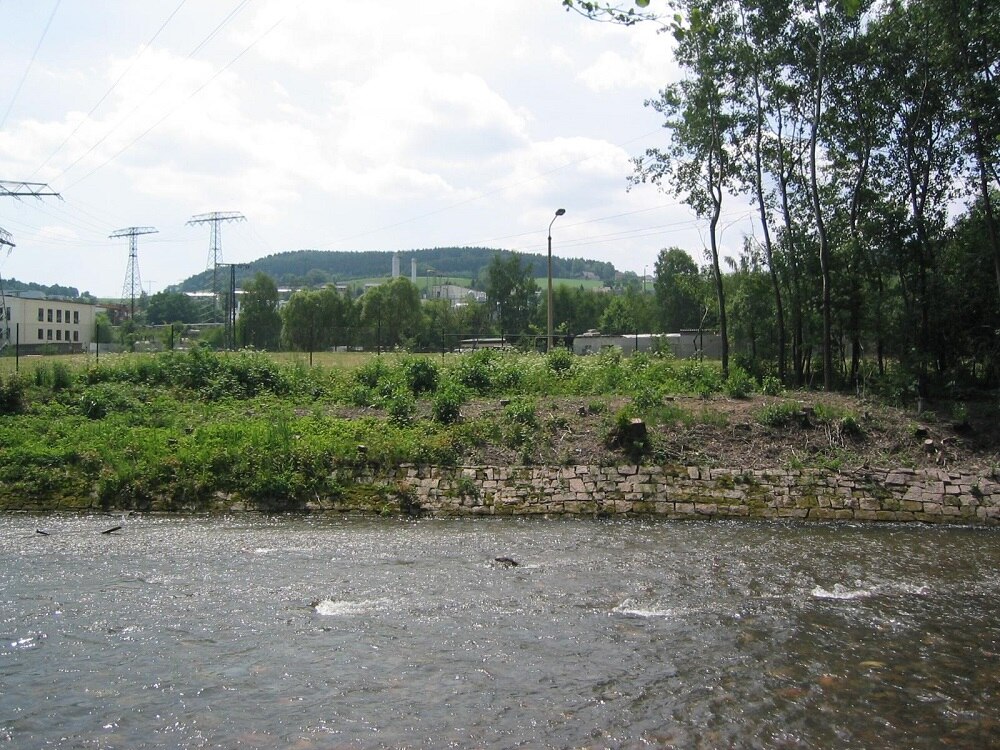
[[0, 0, 757, 298]]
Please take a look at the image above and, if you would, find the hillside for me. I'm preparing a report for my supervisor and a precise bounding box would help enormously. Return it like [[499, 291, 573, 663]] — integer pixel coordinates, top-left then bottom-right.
[[173, 247, 623, 292]]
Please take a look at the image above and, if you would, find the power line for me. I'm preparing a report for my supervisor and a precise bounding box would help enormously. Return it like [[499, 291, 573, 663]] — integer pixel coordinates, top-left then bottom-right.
[[30, 0, 191, 178], [0, 0, 61, 130], [56, 0, 290, 191]]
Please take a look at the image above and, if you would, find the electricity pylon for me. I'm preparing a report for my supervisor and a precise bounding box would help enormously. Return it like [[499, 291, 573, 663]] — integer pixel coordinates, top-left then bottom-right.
[[109, 226, 158, 319], [0, 180, 61, 349], [186, 211, 245, 319]]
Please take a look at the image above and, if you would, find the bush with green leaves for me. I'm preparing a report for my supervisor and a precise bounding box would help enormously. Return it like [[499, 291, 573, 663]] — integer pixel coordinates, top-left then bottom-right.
[[432, 380, 468, 424], [0, 373, 26, 415], [385, 389, 416, 426], [449, 349, 522, 394], [760, 374, 784, 396], [672, 359, 721, 397], [399, 356, 439, 395], [724, 366, 755, 399], [546, 347, 575, 377], [754, 401, 801, 428], [630, 383, 662, 412]]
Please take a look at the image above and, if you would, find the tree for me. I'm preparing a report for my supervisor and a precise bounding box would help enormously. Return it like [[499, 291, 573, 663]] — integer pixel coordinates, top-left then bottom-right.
[[360, 277, 423, 351], [146, 291, 197, 325], [282, 286, 350, 357], [631, 0, 736, 376], [653, 247, 702, 331], [485, 252, 538, 338], [236, 273, 282, 350]]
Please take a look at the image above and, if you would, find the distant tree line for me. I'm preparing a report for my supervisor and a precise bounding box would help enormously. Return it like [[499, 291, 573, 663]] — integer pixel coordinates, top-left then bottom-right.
[[174, 247, 619, 293]]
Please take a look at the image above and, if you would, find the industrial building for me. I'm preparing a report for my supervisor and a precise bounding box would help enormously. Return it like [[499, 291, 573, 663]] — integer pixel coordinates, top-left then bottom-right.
[[0, 292, 104, 354]]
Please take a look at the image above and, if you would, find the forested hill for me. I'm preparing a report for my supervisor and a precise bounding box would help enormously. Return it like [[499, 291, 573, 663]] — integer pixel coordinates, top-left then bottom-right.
[[174, 247, 619, 292], [1, 277, 85, 299]]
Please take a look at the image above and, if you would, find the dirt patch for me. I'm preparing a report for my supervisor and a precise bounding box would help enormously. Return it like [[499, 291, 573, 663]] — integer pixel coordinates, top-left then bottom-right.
[[324, 392, 999, 472], [469, 394, 994, 471]]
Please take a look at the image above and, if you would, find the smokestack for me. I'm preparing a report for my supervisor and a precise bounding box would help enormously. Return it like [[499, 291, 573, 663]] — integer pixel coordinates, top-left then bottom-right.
[[392, 252, 400, 278], [411, 258, 417, 284]]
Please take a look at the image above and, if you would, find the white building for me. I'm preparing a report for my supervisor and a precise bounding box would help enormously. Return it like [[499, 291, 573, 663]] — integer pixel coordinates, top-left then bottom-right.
[[0, 292, 104, 353], [573, 329, 722, 358]]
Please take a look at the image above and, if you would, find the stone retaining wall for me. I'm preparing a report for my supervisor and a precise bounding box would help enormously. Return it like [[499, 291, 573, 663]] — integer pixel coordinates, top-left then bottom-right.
[[329, 464, 1000, 525]]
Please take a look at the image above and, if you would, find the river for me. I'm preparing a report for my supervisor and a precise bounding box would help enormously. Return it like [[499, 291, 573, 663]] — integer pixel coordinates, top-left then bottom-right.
[[1, 515, 998, 749]]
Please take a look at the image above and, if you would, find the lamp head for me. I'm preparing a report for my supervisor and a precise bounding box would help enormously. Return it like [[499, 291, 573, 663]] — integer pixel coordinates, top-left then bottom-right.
[[555, 208, 566, 216]]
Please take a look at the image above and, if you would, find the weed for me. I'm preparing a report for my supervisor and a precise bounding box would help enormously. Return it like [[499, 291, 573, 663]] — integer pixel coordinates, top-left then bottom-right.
[[723, 366, 755, 399], [432, 381, 467, 424]]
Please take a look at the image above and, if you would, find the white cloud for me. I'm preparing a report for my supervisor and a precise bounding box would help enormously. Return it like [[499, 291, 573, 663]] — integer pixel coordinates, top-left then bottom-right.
[[0, 0, 754, 296]]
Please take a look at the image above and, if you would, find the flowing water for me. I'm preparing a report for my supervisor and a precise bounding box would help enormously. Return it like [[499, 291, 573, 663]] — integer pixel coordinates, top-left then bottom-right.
[[1, 515, 998, 749]]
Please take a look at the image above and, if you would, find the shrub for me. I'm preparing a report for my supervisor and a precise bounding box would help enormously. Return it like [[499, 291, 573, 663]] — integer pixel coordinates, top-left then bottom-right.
[[754, 401, 801, 428], [503, 397, 537, 427], [0, 373, 26, 415], [354, 356, 393, 390], [546, 347, 575, 376], [399, 356, 439, 395], [386, 389, 416, 426], [760, 374, 784, 396], [631, 383, 662, 412], [76, 383, 141, 420], [433, 381, 467, 424], [676, 360, 721, 397], [723, 366, 755, 399]]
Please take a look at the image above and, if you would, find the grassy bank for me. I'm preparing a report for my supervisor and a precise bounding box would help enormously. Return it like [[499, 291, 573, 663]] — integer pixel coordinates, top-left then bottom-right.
[[0, 347, 992, 513]]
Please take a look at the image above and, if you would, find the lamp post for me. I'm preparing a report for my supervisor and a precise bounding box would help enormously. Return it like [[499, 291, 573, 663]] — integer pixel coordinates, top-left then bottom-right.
[[547, 208, 566, 352]]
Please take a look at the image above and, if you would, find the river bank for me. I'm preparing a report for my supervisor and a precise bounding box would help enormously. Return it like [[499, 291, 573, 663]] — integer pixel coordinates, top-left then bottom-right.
[[0, 349, 997, 519]]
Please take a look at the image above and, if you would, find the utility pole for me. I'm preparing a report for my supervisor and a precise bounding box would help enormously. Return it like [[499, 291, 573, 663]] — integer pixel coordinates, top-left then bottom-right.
[[215, 262, 250, 350], [0, 181, 61, 350], [187, 211, 246, 319], [109, 226, 158, 319], [0, 229, 13, 351]]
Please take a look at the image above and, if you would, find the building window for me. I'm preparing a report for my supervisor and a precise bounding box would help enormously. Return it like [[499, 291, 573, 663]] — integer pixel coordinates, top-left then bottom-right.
[[73, 331, 79, 342], [56, 330, 62, 341], [47, 309, 52, 322], [56, 310, 62, 323], [38, 328, 43, 340], [73, 311, 79, 324], [64, 310, 70, 322], [64, 330, 70, 341], [38, 308, 44, 322], [46, 329, 52, 340]]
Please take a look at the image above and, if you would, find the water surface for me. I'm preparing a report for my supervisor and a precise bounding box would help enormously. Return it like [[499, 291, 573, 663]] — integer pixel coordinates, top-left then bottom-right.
[[1, 515, 998, 748]]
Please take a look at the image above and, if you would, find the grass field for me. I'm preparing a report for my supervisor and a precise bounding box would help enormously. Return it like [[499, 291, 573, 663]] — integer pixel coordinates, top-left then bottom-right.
[[0, 348, 439, 376]]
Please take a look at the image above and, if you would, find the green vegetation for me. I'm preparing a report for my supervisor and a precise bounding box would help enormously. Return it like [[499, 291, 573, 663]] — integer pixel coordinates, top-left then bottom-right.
[[0, 347, 984, 513]]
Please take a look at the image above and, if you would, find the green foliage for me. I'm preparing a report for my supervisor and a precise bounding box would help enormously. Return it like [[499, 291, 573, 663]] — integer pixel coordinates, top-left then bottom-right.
[[432, 380, 467, 424], [675, 360, 721, 397], [34, 361, 75, 391], [450, 348, 522, 394], [0, 373, 26, 415], [760, 375, 784, 397], [399, 356, 439, 395], [546, 347, 576, 376], [723, 366, 755, 399], [631, 383, 662, 412], [76, 382, 142, 420], [386, 389, 416, 426], [754, 401, 801, 428], [503, 397, 537, 427]]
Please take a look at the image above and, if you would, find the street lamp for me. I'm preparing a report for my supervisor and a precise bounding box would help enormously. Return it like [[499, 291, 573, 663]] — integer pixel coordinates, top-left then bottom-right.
[[547, 208, 566, 352]]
